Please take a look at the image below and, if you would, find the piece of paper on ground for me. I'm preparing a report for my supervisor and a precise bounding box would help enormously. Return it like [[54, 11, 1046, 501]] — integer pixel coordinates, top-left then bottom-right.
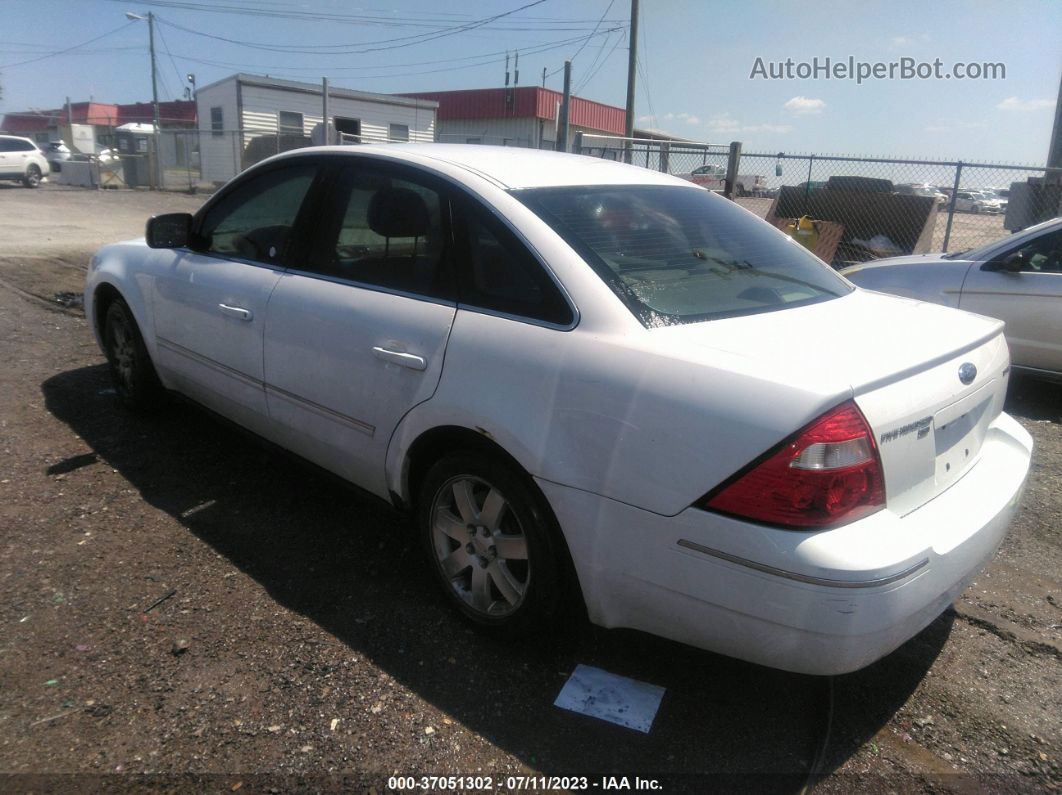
[[553, 664, 665, 733]]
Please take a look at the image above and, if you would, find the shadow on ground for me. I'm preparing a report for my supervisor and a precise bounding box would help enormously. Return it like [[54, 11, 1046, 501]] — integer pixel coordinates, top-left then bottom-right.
[[43, 364, 961, 787]]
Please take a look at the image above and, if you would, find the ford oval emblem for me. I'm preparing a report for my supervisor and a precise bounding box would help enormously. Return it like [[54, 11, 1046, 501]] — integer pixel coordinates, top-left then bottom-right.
[[958, 362, 977, 385]]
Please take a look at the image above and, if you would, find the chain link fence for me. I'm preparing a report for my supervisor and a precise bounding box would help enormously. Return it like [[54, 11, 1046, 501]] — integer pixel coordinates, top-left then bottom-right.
[[69, 125, 1062, 268], [574, 134, 1062, 267]]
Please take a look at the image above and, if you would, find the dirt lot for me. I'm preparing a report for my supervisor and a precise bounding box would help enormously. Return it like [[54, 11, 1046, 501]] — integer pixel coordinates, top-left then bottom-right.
[[0, 185, 1059, 792]]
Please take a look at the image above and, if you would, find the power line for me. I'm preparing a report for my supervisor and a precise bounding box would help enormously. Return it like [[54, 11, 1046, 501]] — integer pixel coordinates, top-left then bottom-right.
[[574, 28, 624, 94], [569, 0, 614, 63], [163, 26, 625, 82], [153, 20, 187, 98], [0, 21, 136, 69], [107, 0, 620, 31], [155, 1, 562, 56]]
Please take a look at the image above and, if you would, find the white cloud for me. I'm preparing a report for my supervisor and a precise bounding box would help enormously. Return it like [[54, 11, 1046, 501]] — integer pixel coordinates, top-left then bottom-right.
[[704, 114, 792, 136], [996, 97, 1055, 112], [784, 96, 826, 115], [925, 121, 989, 134], [889, 33, 929, 48], [663, 111, 702, 125]]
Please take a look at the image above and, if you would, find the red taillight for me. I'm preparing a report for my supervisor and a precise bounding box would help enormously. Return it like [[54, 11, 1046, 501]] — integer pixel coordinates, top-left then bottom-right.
[[702, 401, 885, 529]]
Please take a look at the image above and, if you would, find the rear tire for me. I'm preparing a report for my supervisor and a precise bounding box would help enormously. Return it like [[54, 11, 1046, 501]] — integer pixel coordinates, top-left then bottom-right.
[[417, 452, 562, 636], [103, 299, 164, 412], [22, 164, 41, 188]]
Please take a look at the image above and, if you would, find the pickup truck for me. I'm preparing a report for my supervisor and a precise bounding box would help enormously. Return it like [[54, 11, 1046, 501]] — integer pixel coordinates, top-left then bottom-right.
[[679, 164, 767, 196]]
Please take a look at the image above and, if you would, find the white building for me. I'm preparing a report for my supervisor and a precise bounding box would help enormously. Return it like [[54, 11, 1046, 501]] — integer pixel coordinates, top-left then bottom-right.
[[195, 73, 438, 183]]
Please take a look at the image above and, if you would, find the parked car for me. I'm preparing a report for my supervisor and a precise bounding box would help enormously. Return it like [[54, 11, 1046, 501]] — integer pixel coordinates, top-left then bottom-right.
[[895, 182, 948, 204], [954, 190, 1004, 214], [85, 145, 1032, 675], [0, 134, 50, 187], [843, 217, 1062, 380], [41, 140, 72, 172]]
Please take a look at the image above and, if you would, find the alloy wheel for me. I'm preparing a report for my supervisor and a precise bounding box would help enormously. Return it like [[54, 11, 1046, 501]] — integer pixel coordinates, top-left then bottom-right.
[[430, 475, 530, 617]]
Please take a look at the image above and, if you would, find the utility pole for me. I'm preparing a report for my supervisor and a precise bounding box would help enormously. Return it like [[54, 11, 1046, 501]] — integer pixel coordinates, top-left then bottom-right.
[[322, 77, 330, 145], [148, 12, 161, 189], [623, 0, 639, 163], [1047, 67, 1062, 182], [542, 67, 547, 87], [557, 60, 572, 152], [127, 11, 162, 188]]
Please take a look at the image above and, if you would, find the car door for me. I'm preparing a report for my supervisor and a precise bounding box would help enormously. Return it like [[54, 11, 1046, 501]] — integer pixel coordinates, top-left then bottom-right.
[[960, 227, 1062, 373], [263, 158, 458, 498], [152, 160, 322, 435], [0, 138, 17, 177]]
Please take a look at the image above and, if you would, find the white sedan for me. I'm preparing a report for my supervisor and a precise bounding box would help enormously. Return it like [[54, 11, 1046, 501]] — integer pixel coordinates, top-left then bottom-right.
[[844, 217, 1062, 379], [86, 145, 1032, 675]]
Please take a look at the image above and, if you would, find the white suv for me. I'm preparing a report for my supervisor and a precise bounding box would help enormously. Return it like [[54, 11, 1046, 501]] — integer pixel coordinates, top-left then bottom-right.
[[0, 135, 50, 187]]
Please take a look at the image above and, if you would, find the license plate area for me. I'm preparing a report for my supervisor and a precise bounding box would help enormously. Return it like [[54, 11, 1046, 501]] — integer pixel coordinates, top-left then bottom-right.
[[934, 384, 992, 488]]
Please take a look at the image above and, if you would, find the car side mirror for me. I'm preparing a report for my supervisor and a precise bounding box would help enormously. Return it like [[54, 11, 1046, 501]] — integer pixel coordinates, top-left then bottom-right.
[[983, 253, 1024, 273], [146, 213, 193, 249]]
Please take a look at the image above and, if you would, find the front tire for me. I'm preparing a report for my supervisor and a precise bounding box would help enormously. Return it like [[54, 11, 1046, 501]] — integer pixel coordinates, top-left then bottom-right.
[[417, 452, 562, 635], [23, 164, 41, 188], [103, 299, 163, 411]]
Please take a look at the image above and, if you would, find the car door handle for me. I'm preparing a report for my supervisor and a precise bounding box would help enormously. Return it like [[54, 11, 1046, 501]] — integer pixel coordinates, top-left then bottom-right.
[[218, 303, 253, 321], [372, 346, 427, 371]]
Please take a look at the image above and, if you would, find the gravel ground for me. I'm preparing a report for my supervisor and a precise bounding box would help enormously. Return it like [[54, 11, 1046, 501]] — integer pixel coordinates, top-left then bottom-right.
[[0, 185, 1058, 793]]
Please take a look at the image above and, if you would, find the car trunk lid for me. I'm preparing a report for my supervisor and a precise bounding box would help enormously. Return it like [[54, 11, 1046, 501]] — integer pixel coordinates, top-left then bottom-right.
[[651, 289, 1009, 515]]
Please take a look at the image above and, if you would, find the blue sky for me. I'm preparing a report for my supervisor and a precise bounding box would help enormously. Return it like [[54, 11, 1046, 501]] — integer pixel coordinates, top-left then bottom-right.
[[1, 0, 1059, 163]]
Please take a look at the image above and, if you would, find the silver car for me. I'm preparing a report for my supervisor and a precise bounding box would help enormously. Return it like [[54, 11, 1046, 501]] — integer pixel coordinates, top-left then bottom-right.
[[844, 217, 1062, 379]]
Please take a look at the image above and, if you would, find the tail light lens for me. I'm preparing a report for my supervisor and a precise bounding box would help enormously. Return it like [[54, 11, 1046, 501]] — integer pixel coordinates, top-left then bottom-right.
[[701, 401, 885, 529]]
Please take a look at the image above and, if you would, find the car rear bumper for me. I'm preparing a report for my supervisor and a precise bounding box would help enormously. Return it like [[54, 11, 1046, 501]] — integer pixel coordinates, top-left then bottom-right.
[[539, 411, 1032, 675]]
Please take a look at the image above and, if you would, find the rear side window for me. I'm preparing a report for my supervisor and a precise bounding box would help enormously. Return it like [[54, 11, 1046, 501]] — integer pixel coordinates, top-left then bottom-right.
[[516, 185, 850, 326], [198, 164, 317, 264], [457, 204, 574, 326], [307, 164, 453, 300]]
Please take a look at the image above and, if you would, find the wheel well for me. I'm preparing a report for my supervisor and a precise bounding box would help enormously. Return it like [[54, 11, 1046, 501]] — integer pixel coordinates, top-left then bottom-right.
[[403, 425, 587, 615], [93, 282, 123, 339], [404, 425, 526, 510]]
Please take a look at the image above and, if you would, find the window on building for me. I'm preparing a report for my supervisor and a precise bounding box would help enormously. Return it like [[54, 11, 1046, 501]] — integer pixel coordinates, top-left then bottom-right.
[[334, 117, 361, 143], [210, 106, 223, 137], [389, 123, 409, 142], [278, 111, 304, 136], [466, 137, 482, 145]]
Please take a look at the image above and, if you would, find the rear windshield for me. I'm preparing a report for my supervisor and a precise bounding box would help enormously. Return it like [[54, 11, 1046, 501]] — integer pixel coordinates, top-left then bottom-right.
[[515, 185, 851, 326]]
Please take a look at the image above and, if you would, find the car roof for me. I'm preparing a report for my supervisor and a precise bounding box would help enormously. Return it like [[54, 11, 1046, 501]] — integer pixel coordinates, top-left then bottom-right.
[[283, 143, 695, 190]]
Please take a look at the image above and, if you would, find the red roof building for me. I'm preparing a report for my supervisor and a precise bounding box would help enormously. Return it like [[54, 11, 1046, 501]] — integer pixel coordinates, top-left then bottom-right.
[[1, 100, 195, 140], [400, 86, 625, 148]]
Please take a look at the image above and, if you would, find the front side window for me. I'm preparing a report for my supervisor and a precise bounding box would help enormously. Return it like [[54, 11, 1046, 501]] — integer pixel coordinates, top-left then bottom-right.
[[197, 164, 317, 264], [1005, 228, 1062, 273], [517, 185, 851, 326], [0, 139, 15, 152], [309, 164, 451, 299]]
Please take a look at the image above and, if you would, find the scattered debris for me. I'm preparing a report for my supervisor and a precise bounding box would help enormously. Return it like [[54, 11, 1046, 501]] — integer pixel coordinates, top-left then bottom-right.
[[180, 500, 217, 519], [29, 707, 80, 727], [85, 703, 113, 718], [554, 664, 665, 734], [171, 639, 190, 656], [143, 589, 177, 614], [330, 718, 339, 731], [53, 292, 84, 310]]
